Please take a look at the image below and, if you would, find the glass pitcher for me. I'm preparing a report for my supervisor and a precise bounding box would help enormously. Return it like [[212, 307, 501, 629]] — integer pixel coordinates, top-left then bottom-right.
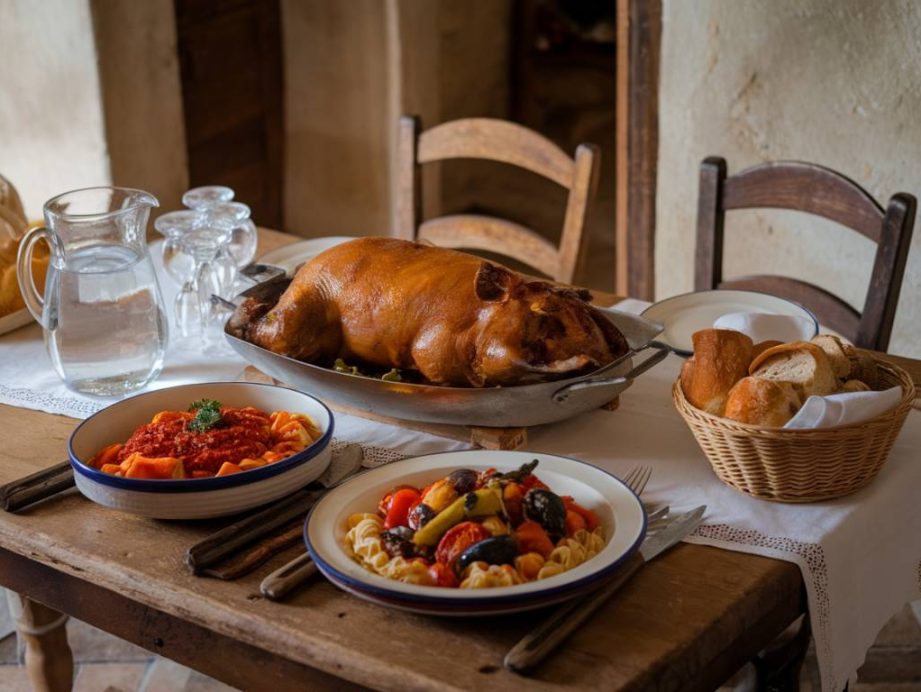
[[16, 187, 169, 396]]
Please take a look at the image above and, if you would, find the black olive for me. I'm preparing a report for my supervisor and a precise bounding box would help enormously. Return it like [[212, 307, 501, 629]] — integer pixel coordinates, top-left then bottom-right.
[[447, 468, 479, 495], [523, 488, 566, 541], [454, 535, 518, 576], [380, 528, 416, 559], [407, 502, 436, 531]]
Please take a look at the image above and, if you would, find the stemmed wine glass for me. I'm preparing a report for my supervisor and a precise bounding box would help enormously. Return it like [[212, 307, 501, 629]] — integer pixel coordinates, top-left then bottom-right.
[[182, 186, 258, 268], [155, 209, 237, 340]]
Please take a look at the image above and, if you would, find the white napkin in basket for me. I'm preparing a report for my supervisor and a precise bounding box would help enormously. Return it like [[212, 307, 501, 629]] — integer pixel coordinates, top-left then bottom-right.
[[785, 386, 903, 429], [713, 311, 816, 344]]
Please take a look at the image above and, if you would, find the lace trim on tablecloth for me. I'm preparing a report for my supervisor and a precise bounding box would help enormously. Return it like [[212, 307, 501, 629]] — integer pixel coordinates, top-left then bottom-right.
[[0, 383, 103, 419], [693, 523, 834, 690], [330, 439, 408, 468]]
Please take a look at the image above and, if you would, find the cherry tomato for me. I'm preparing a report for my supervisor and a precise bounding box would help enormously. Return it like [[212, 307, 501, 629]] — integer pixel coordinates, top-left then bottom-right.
[[562, 496, 599, 531], [378, 484, 419, 517], [383, 488, 422, 529], [515, 520, 555, 558], [435, 521, 491, 568], [428, 561, 458, 588]]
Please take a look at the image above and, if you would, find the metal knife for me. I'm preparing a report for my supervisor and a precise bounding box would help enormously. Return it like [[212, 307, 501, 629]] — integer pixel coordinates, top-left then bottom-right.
[[504, 505, 706, 673]]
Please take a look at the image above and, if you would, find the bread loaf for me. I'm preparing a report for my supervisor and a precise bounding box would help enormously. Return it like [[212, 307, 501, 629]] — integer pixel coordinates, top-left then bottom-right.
[[810, 335, 850, 379], [752, 340, 783, 360], [679, 329, 754, 415], [724, 377, 802, 427], [748, 341, 838, 398]]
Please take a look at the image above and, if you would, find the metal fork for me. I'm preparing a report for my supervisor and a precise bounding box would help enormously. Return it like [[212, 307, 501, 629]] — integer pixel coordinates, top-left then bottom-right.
[[622, 465, 652, 496], [623, 465, 668, 533]]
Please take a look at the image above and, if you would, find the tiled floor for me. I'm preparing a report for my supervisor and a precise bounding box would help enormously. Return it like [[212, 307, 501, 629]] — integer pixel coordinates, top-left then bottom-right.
[[1, 594, 920, 690]]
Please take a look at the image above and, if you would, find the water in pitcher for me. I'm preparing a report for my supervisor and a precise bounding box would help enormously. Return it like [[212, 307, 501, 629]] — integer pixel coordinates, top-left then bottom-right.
[[45, 245, 168, 395]]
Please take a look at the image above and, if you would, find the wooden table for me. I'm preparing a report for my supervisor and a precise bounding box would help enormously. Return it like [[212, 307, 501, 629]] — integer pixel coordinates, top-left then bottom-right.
[[2, 229, 918, 691]]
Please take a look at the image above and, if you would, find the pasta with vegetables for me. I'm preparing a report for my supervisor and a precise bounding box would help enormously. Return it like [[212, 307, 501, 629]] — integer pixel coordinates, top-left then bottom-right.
[[342, 460, 609, 589]]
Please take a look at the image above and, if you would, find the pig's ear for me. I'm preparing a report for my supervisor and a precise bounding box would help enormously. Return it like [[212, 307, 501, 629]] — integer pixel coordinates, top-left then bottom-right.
[[474, 262, 514, 302]]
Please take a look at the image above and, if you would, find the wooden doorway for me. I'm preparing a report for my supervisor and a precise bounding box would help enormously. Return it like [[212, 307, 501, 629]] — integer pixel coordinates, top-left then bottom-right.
[[174, 0, 284, 228]]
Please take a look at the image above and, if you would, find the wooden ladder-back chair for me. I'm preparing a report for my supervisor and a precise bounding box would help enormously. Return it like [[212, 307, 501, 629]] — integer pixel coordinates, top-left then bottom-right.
[[696, 157, 916, 352], [396, 116, 600, 284]]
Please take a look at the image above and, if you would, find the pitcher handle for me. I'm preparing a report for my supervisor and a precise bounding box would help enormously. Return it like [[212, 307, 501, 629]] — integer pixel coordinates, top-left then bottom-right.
[[16, 225, 49, 323]]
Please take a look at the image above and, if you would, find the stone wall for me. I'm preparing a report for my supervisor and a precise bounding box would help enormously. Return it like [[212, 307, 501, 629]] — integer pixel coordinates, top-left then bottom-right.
[[657, 0, 921, 356]]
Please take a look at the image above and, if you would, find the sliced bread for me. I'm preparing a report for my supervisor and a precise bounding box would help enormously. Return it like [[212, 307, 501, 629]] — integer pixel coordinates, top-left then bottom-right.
[[811, 335, 851, 379], [748, 341, 838, 398]]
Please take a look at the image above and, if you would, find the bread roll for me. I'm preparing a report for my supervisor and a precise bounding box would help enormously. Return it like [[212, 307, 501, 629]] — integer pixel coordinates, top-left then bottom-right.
[[748, 341, 838, 398], [0, 177, 31, 318], [0, 174, 26, 225], [679, 329, 754, 415], [811, 335, 850, 379], [843, 345, 878, 389], [724, 377, 802, 427], [841, 379, 871, 393]]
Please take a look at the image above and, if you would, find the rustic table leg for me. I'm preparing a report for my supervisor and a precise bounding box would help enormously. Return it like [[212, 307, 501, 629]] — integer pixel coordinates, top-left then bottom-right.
[[8, 591, 73, 692]]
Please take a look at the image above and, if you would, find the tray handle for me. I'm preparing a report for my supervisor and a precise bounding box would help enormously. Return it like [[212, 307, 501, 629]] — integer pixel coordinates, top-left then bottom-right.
[[552, 341, 671, 404]]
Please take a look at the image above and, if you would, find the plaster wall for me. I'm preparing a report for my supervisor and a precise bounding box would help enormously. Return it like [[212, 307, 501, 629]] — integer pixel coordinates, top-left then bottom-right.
[[657, 0, 921, 356], [0, 0, 110, 219]]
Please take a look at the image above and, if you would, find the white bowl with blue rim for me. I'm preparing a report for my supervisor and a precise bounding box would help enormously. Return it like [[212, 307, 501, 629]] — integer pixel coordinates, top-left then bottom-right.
[[68, 382, 334, 519], [304, 450, 646, 616]]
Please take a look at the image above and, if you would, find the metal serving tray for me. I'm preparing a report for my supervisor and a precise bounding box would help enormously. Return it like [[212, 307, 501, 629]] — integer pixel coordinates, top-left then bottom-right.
[[223, 305, 667, 428]]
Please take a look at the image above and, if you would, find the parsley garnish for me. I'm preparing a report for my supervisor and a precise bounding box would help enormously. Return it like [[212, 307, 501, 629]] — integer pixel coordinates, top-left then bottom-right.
[[187, 399, 223, 433]]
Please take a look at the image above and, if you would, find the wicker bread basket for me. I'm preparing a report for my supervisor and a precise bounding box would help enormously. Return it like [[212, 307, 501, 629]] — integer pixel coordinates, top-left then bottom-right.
[[673, 357, 916, 502]]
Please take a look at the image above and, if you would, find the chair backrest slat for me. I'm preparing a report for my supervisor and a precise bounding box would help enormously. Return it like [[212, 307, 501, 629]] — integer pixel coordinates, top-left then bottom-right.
[[722, 161, 885, 242], [419, 215, 560, 279], [696, 156, 916, 351], [398, 116, 599, 284], [417, 118, 575, 188]]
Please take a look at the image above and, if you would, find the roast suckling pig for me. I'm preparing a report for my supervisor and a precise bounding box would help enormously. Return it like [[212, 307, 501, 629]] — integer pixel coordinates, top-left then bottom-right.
[[228, 238, 629, 387]]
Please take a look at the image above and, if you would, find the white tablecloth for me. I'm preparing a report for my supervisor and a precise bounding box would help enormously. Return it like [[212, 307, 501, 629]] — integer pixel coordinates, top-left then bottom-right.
[[1, 279, 919, 691]]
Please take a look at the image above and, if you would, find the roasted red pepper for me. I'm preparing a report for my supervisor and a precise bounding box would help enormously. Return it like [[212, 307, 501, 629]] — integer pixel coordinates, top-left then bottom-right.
[[565, 509, 587, 536], [520, 473, 549, 491], [428, 561, 459, 587], [515, 520, 555, 558], [562, 496, 599, 531]]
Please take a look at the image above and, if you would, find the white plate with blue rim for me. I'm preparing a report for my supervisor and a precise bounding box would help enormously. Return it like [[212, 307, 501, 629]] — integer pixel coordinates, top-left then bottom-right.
[[304, 450, 646, 616], [641, 289, 818, 356], [257, 236, 355, 275], [68, 382, 334, 519]]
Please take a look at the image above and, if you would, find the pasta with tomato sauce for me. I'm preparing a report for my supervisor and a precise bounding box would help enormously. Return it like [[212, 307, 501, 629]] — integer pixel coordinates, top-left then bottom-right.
[[89, 400, 321, 480]]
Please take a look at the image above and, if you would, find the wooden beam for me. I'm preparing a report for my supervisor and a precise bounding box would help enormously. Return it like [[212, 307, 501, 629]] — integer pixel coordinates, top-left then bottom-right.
[[615, 0, 661, 300]]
